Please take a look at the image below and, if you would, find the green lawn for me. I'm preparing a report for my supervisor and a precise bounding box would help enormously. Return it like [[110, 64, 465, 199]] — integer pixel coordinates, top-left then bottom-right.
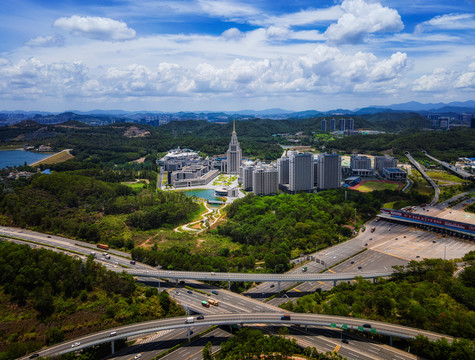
[[426, 171, 465, 183], [121, 182, 146, 190], [357, 181, 400, 192]]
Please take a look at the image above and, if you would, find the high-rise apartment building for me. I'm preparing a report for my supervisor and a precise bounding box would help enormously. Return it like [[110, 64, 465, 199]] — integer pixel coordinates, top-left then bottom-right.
[[347, 118, 354, 131], [316, 153, 341, 190], [226, 120, 242, 174], [252, 165, 278, 195], [330, 118, 336, 131], [339, 118, 345, 131], [277, 156, 290, 185], [289, 153, 314, 193], [321, 119, 327, 132], [242, 164, 255, 191]]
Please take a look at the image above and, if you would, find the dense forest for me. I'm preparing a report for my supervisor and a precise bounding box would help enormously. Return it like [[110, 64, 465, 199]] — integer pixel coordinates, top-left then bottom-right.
[[0, 171, 199, 248], [131, 189, 427, 277], [218, 190, 426, 269], [207, 327, 344, 360], [325, 127, 475, 161], [280, 259, 475, 356], [0, 112, 438, 164], [0, 241, 184, 359]]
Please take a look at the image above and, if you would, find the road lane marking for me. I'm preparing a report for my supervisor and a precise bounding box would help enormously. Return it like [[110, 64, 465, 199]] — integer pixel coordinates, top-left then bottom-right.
[[333, 344, 341, 353], [370, 248, 411, 261]]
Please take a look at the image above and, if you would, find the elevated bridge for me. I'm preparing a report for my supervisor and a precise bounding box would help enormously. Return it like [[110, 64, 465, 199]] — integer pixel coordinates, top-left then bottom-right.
[[22, 313, 453, 359]]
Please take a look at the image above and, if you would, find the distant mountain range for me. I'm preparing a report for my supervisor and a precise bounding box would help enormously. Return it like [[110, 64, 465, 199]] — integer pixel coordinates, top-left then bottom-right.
[[0, 100, 473, 126]]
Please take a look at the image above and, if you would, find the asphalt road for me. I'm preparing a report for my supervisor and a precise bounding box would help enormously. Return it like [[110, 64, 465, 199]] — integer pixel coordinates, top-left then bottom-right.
[[2, 207, 467, 360], [20, 312, 452, 360]]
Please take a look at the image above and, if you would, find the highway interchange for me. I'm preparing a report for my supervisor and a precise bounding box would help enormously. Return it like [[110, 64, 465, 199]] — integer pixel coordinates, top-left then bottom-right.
[[19, 312, 454, 360], [3, 193, 474, 360]]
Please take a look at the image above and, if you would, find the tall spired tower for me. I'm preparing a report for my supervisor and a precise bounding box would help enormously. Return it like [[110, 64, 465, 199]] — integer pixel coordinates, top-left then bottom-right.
[[226, 119, 242, 174]]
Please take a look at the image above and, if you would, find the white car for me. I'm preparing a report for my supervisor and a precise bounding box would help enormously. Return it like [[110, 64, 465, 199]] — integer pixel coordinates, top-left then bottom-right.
[[134, 354, 142, 359], [71, 342, 80, 348]]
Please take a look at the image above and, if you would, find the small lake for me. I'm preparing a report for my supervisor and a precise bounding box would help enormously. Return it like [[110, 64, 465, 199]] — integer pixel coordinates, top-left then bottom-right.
[[0, 150, 50, 170], [180, 189, 222, 203]]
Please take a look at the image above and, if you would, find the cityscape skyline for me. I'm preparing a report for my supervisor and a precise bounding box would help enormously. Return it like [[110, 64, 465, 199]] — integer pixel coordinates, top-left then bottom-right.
[[1, 0, 474, 112]]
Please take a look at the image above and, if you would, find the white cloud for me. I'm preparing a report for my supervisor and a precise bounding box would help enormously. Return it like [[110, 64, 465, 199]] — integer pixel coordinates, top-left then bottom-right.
[[25, 34, 65, 47], [0, 58, 88, 99], [415, 13, 475, 32], [221, 28, 245, 41], [455, 71, 475, 89], [54, 15, 136, 41], [324, 0, 404, 44], [251, 7, 343, 27], [198, 0, 258, 19], [0, 45, 410, 103]]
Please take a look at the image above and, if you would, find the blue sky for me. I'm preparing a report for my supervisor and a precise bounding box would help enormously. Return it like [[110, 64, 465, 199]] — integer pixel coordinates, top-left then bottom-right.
[[0, 0, 474, 112]]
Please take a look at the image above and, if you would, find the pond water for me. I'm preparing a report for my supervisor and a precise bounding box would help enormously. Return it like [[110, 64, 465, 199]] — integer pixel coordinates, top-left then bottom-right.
[[0, 150, 50, 170], [180, 188, 222, 203]]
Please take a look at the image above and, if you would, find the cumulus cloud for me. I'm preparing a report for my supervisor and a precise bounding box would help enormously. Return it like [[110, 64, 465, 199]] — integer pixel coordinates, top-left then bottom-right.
[[0, 45, 410, 101], [25, 34, 65, 47], [324, 0, 403, 44], [415, 13, 475, 33], [413, 65, 475, 91], [0, 58, 88, 99], [222, 28, 245, 41], [54, 15, 136, 41]]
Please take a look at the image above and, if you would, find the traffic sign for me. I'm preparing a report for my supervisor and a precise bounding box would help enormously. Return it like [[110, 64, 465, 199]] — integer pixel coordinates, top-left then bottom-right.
[[341, 324, 347, 329], [358, 326, 364, 331], [331, 323, 336, 328]]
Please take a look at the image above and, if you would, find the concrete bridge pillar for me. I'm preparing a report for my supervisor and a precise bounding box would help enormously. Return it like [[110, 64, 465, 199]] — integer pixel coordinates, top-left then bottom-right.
[[333, 280, 337, 287], [278, 282, 281, 293], [187, 328, 191, 341], [111, 340, 115, 354], [389, 335, 393, 346], [228, 281, 231, 290]]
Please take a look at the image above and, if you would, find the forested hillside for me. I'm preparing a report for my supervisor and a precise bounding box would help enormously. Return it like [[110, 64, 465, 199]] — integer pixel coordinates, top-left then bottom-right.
[[0, 172, 199, 248], [131, 189, 427, 277], [0, 112, 433, 163], [326, 127, 475, 161], [281, 259, 475, 357], [0, 242, 184, 359]]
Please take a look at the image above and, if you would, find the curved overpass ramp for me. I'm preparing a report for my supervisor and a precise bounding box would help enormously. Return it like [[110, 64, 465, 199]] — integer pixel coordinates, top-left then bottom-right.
[[405, 151, 440, 206], [23, 313, 453, 359]]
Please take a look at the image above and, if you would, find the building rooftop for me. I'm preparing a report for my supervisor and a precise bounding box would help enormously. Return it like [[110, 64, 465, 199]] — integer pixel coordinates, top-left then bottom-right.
[[384, 167, 406, 173]]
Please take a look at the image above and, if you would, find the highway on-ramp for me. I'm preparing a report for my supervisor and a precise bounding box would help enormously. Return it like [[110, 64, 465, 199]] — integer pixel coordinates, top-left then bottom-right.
[[405, 151, 440, 205]]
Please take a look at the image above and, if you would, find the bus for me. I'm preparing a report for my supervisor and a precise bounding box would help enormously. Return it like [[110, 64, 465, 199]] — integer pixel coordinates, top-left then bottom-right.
[[201, 301, 210, 308], [97, 243, 109, 250], [208, 299, 219, 306]]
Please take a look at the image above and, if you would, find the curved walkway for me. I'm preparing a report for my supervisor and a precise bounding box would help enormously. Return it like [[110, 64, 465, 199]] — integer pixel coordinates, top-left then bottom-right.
[[174, 201, 225, 234]]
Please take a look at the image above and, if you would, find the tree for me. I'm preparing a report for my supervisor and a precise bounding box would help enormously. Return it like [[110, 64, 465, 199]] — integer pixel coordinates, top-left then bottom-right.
[[46, 327, 64, 345], [203, 341, 213, 360]]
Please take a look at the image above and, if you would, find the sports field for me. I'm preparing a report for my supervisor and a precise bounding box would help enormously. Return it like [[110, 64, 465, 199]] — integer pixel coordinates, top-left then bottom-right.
[[351, 180, 403, 192]]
